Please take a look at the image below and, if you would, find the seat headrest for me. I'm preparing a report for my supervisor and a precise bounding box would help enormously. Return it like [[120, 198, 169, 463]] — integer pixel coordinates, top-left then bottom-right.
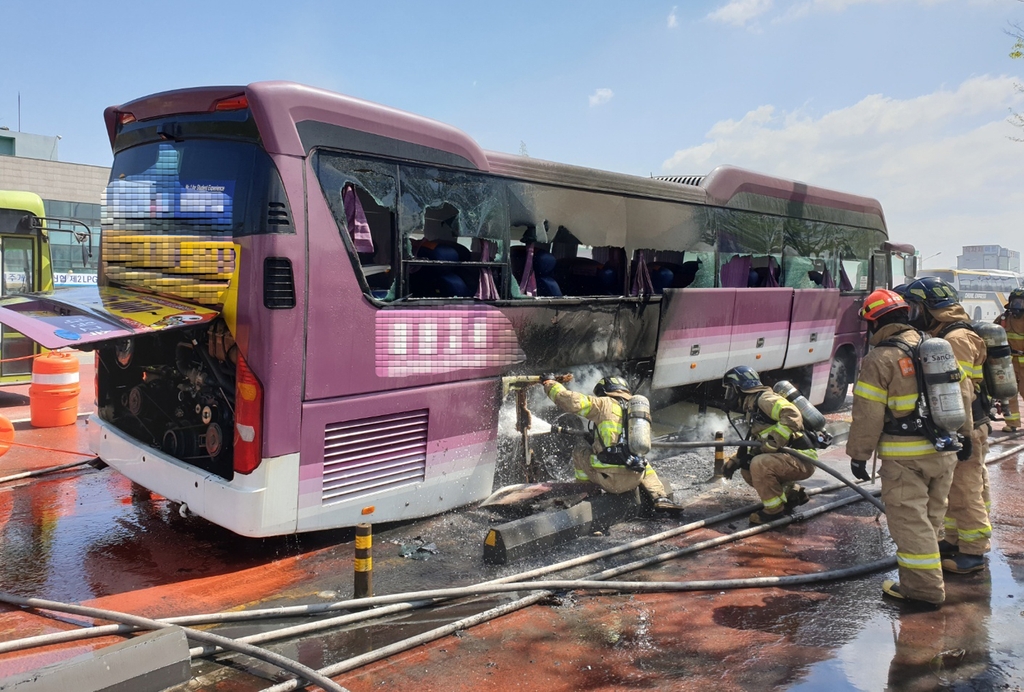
[[534, 251, 556, 276]]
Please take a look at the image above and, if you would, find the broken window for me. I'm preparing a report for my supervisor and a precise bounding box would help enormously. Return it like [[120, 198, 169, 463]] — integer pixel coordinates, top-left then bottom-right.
[[782, 219, 840, 289], [312, 152, 399, 300], [715, 209, 784, 288], [399, 166, 508, 299]]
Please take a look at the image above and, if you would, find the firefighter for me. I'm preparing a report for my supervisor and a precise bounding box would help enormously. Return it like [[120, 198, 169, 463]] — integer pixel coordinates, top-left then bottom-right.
[[903, 276, 990, 574], [846, 288, 960, 607], [995, 288, 1024, 432], [541, 375, 677, 511], [719, 365, 815, 525]]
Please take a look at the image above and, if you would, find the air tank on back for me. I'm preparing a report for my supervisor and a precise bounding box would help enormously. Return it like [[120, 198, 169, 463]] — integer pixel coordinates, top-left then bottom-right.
[[972, 322, 1018, 399], [919, 336, 968, 433], [772, 380, 826, 432], [627, 395, 652, 457]]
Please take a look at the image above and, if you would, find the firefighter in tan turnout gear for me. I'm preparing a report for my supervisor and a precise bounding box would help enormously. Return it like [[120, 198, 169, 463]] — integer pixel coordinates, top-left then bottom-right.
[[902, 277, 990, 574], [846, 288, 963, 607], [995, 288, 1024, 431], [542, 375, 677, 511], [719, 365, 815, 526]]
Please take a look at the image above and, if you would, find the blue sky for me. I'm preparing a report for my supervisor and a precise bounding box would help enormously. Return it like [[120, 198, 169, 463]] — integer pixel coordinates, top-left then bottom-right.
[[3, 0, 1022, 268]]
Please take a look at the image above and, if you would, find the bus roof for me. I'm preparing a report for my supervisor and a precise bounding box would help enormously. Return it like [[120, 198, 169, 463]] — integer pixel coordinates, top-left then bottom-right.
[[106, 80, 887, 233], [0, 190, 45, 217]]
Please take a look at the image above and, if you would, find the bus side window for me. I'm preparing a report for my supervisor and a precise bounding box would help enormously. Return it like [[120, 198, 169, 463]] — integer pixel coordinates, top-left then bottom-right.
[[310, 152, 399, 301], [344, 184, 396, 299], [399, 166, 508, 300], [715, 209, 783, 289]]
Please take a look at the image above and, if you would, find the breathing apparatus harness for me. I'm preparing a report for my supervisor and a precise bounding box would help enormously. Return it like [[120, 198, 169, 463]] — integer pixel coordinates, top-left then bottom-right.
[[877, 330, 962, 452], [726, 391, 818, 470], [591, 397, 647, 474]]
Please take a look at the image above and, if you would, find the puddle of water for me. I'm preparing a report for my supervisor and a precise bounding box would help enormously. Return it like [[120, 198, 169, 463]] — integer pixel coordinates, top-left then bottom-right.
[[790, 536, 1024, 690]]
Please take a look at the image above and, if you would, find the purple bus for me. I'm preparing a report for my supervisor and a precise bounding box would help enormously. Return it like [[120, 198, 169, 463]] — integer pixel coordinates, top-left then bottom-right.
[[0, 82, 915, 536]]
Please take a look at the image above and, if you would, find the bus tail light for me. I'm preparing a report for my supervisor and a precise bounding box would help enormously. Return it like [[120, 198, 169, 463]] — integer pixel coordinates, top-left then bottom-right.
[[214, 95, 248, 111], [118, 112, 136, 125], [233, 354, 263, 475], [94, 352, 99, 407]]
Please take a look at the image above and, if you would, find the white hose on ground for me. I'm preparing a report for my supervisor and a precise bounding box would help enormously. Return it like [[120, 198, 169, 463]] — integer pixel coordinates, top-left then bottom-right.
[[258, 491, 892, 692], [198, 488, 880, 658], [0, 478, 874, 656], [0, 458, 97, 485], [0, 593, 349, 692]]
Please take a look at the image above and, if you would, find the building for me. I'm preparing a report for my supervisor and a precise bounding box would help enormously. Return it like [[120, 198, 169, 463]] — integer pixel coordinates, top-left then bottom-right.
[[0, 128, 109, 283], [957, 244, 1021, 273]]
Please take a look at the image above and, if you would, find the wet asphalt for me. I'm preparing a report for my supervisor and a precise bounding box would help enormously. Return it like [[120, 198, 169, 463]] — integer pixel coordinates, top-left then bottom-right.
[[1, 375, 1023, 691]]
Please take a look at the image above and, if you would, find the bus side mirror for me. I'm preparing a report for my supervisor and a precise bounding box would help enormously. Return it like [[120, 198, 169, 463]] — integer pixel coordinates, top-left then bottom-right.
[[904, 255, 918, 279]]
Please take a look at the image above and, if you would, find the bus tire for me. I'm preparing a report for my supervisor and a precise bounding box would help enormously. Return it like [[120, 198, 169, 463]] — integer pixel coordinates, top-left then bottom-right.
[[820, 357, 850, 413]]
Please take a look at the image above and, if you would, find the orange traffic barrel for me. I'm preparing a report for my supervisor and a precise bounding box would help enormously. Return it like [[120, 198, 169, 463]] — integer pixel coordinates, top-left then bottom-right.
[[30, 352, 80, 427]]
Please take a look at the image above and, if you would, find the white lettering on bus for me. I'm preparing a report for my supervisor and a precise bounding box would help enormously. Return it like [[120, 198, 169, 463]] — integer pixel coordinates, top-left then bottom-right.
[[391, 323, 407, 355], [419, 322, 437, 355], [448, 317, 461, 353]]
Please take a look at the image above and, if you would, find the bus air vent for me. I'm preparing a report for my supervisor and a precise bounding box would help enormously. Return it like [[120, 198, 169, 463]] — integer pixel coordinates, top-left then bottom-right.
[[321, 409, 429, 505], [654, 174, 706, 187], [263, 257, 296, 309], [267, 202, 291, 228]]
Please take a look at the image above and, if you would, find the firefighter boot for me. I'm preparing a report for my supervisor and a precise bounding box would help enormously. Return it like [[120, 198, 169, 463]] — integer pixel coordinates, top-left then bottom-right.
[[937, 539, 958, 559], [749, 508, 787, 526], [942, 553, 986, 574], [882, 579, 942, 609]]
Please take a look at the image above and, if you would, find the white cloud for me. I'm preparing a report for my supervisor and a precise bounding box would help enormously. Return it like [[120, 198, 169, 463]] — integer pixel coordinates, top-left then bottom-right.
[[711, 0, 952, 27], [668, 5, 679, 28], [707, 0, 773, 27], [589, 88, 614, 107], [661, 75, 1024, 265]]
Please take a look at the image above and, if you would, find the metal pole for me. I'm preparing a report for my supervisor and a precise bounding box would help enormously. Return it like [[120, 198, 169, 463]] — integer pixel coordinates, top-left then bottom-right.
[[713, 431, 725, 478], [354, 523, 373, 599]]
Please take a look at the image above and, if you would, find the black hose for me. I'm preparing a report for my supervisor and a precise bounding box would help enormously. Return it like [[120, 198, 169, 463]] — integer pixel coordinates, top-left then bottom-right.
[[652, 438, 886, 512]]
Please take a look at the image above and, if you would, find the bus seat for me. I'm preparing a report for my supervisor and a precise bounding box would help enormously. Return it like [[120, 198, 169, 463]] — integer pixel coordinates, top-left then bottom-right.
[[555, 257, 616, 295], [534, 250, 562, 297], [411, 242, 473, 297], [650, 265, 675, 294]]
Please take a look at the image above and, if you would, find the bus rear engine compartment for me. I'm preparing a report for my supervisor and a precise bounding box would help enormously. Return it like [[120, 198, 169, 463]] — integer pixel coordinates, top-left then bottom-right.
[[96, 322, 238, 480]]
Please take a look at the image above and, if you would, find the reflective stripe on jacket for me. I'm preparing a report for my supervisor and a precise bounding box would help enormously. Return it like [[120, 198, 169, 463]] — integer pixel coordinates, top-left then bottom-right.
[[546, 381, 626, 462]]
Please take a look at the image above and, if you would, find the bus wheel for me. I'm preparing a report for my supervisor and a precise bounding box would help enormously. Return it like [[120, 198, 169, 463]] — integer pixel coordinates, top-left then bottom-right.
[[820, 358, 850, 412]]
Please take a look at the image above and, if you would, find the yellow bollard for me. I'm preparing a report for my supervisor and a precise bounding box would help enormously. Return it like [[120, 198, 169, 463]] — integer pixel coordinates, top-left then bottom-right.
[[713, 430, 725, 478], [354, 523, 373, 598]]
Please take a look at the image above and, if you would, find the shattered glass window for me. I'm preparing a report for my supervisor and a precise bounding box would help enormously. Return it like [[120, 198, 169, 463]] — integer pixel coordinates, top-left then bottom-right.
[[399, 166, 508, 255], [314, 153, 399, 219], [782, 219, 840, 289], [312, 152, 400, 300]]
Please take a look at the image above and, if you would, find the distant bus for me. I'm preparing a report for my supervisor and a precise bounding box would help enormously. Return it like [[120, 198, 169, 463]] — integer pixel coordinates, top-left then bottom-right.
[[0, 83, 914, 536], [919, 268, 1022, 322], [0, 191, 56, 382]]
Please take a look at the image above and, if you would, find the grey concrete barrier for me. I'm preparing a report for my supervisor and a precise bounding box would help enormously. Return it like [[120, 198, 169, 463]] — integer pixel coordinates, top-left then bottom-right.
[[0, 626, 191, 692]]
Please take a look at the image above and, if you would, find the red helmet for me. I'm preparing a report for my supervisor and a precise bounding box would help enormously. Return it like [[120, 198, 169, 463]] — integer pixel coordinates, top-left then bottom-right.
[[859, 289, 909, 321]]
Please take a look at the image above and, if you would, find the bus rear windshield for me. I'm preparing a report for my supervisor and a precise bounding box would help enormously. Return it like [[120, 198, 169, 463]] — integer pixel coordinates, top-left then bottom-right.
[[105, 139, 292, 237], [103, 138, 292, 305]]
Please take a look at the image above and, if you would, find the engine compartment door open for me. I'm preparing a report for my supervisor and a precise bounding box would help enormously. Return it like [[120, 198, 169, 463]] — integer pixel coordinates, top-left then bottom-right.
[[0, 286, 221, 349]]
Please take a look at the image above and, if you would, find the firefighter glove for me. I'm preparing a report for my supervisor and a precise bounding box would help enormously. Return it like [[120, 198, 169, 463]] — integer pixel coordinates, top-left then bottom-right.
[[761, 437, 780, 453], [957, 435, 973, 462], [850, 459, 870, 482], [722, 455, 741, 480], [540, 373, 558, 384]]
